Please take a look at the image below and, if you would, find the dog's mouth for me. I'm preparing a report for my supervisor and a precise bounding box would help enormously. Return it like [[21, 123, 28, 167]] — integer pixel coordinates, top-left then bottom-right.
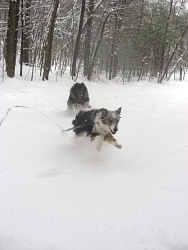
[[109, 126, 117, 134], [78, 94, 83, 99]]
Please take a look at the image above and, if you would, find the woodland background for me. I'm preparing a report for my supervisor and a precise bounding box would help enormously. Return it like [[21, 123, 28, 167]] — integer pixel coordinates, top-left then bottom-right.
[[0, 0, 188, 83]]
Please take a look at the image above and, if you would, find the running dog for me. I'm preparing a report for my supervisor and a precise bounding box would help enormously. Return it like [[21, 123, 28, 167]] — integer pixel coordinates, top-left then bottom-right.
[[67, 82, 91, 111], [72, 107, 122, 151]]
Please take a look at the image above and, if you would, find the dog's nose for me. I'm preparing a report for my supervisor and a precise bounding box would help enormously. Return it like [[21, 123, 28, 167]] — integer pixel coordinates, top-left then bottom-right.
[[114, 126, 118, 132]]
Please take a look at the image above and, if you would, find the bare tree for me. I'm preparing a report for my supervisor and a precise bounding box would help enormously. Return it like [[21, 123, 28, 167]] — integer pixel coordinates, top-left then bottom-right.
[[20, 0, 32, 76], [42, 0, 60, 80], [71, 0, 86, 78], [22, 0, 32, 65], [87, 12, 110, 80], [5, 0, 20, 78], [158, 0, 174, 81], [84, 0, 95, 78], [159, 23, 188, 83]]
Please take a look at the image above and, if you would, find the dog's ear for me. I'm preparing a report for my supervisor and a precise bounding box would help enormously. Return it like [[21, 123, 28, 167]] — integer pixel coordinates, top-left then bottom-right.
[[99, 108, 108, 118], [115, 107, 121, 115]]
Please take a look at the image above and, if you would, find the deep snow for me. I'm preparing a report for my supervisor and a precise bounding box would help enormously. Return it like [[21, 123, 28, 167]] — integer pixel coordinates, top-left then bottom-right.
[[0, 70, 188, 250]]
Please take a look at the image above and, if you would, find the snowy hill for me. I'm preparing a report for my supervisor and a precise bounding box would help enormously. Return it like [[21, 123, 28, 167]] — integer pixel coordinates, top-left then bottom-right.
[[0, 73, 188, 250]]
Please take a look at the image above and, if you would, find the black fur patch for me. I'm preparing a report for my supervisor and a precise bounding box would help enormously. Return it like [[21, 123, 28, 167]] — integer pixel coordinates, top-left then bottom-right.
[[72, 109, 98, 136]]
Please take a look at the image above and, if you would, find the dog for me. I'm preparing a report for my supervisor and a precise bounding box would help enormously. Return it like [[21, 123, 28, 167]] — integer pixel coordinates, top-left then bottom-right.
[[72, 107, 122, 151], [67, 82, 91, 112]]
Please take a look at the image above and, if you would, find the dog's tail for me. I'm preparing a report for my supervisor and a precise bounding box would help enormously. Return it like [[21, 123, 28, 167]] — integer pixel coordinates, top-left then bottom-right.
[[62, 126, 75, 132], [61, 124, 88, 132]]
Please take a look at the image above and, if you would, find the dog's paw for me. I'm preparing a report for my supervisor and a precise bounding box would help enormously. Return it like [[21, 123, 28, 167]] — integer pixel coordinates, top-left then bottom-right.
[[74, 104, 82, 112], [115, 143, 122, 149], [85, 102, 91, 109], [96, 140, 102, 151]]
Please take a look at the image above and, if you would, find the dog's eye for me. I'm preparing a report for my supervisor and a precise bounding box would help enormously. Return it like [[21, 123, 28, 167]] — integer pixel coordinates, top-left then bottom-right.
[[108, 118, 113, 124]]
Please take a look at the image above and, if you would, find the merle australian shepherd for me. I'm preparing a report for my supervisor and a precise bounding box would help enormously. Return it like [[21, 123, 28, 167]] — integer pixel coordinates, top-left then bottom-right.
[[67, 82, 91, 111], [72, 107, 122, 151]]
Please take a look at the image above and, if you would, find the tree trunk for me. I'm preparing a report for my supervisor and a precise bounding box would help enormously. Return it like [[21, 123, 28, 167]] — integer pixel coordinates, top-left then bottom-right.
[[87, 13, 110, 81], [109, 13, 118, 80], [5, 0, 20, 78], [71, 0, 86, 78], [20, 0, 31, 76], [20, 0, 24, 76], [84, 0, 94, 77], [158, 0, 173, 81], [22, 0, 32, 65], [42, 0, 59, 81], [166, 51, 186, 81], [112, 15, 121, 79], [159, 24, 188, 83]]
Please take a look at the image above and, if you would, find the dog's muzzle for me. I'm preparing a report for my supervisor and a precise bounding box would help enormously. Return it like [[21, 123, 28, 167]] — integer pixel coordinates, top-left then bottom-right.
[[78, 94, 83, 99], [109, 126, 118, 134]]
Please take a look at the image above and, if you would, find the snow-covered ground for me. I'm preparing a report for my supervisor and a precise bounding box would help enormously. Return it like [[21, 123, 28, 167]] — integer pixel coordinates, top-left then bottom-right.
[[0, 69, 188, 250]]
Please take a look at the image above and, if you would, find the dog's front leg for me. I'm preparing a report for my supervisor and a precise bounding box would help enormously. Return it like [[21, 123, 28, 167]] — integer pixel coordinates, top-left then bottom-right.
[[92, 117, 104, 151], [95, 135, 103, 151], [104, 133, 122, 149]]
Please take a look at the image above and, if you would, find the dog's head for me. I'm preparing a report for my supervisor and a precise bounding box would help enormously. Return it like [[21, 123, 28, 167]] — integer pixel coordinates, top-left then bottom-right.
[[71, 82, 87, 99], [99, 107, 121, 134]]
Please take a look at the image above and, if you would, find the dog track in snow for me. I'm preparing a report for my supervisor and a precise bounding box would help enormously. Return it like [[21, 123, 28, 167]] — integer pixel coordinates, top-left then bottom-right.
[[0, 105, 63, 133], [0, 105, 27, 126]]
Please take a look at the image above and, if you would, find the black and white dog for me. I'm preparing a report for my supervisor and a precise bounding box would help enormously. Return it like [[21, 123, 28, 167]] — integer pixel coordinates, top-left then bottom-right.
[[72, 107, 122, 151], [67, 82, 91, 111]]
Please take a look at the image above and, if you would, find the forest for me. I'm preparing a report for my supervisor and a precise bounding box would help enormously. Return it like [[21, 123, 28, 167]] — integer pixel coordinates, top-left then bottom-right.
[[1, 0, 188, 83]]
